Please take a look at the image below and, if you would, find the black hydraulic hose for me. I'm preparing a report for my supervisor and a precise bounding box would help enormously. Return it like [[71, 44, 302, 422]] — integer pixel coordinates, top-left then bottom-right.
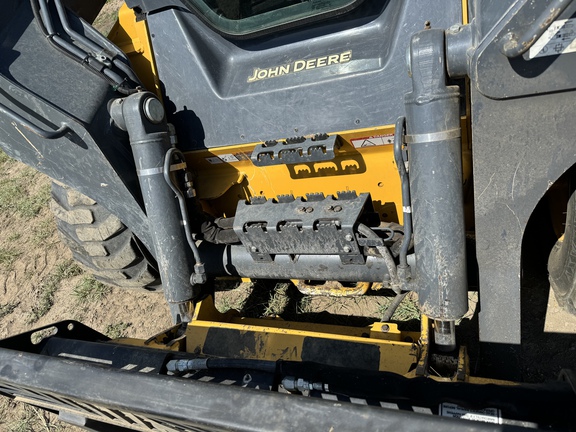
[[357, 223, 398, 285], [166, 358, 277, 374], [31, 0, 136, 95], [112, 58, 144, 87], [163, 148, 203, 266], [357, 223, 407, 316], [53, 0, 143, 87], [394, 116, 412, 269], [54, 0, 102, 54], [381, 292, 408, 322]]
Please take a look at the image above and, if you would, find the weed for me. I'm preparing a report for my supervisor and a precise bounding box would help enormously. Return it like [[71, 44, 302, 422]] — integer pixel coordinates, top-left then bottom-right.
[[105, 322, 131, 339], [27, 260, 83, 323], [0, 301, 19, 319], [54, 260, 83, 279], [0, 247, 21, 269], [73, 276, 111, 304], [262, 283, 289, 317]]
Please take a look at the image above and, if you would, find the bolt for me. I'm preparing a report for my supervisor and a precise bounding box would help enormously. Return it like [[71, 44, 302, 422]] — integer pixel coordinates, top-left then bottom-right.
[[334, 221, 341, 227], [250, 246, 258, 253], [381, 324, 390, 333], [297, 207, 306, 213], [345, 234, 354, 241], [333, 205, 342, 212], [305, 207, 314, 213], [143, 98, 165, 124], [424, 20, 431, 30], [343, 246, 351, 253], [449, 24, 461, 33]]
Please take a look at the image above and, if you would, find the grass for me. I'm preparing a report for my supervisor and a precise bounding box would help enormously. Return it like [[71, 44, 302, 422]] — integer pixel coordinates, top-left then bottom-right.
[[0, 177, 51, 219], [0, 149, 12, 165], [7, 232, 21, 242], [73, 276, 111, 304], [262, 283, 290, 317], [105, 322, 131, 339], [18, 183, 51, 219], [27, 260, 83, 323], [32, 218, 56, 246], [0, 247, 21, 269], [2, 402, 61, 432], [376, 292, 421, 322], [0, 301, 19, 319], [215, 295, 245, 314]]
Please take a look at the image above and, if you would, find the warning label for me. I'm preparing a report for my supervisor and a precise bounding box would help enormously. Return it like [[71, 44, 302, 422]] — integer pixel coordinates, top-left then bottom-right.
[[350, 134, 394, 148], [529, 18, 576, 59], [440, 403, 501, 424]]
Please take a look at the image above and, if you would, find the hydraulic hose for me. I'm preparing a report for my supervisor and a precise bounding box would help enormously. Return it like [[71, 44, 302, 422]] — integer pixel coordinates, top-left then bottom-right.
[[31, 0, 137, 95], [163, 148, 203, 266], [167, 358, 277, 374], [53, 0, 143, 87], [381, 292, 408, 322], [394, 116, 412, 269], [54, 0, 103, 54]]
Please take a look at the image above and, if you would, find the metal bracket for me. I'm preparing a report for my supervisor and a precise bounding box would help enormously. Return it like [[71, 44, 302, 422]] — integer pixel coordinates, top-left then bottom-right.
[[250, 134, 339, 166], [234, 191, 372, 264]]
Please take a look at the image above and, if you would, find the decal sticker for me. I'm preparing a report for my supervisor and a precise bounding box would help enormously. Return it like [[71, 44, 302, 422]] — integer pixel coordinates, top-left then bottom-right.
[[219, 154, 240, 163], [529, 18, 576, 59], [351, 134, 394, 148], [440, 403, 501, 424]]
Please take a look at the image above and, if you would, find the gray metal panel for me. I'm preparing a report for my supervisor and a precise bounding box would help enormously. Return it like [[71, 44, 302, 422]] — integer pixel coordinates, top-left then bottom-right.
[[471, 1, 576, 99], [147, 0, 462, 150], [472, 87, 576, 346], [0, 0, 152, 250]]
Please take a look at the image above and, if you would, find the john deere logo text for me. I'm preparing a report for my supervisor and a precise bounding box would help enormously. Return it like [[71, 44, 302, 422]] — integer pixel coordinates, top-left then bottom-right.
[[247, 51, 352, 83]]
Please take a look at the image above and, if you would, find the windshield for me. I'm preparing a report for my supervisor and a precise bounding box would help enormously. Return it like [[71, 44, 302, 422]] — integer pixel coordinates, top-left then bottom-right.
[[181, 0, 364, 37]]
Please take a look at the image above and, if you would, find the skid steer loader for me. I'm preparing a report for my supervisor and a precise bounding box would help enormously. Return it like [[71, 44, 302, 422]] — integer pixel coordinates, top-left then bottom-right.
[[0, 0, 576, 430]]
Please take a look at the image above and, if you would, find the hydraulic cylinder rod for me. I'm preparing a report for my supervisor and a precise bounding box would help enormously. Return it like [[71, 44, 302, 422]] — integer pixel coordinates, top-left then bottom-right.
[[404, 29, 467, 351]]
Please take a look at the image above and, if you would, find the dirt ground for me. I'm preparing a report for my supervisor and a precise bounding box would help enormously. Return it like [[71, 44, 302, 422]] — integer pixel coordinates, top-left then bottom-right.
[[0, 1, 575, 431]]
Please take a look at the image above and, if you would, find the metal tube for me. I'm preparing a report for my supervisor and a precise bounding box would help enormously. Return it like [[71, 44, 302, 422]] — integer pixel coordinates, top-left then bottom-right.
[[433, 320, 456, 352], [404, 29, 468, 341], [199, 243, 393, 283]]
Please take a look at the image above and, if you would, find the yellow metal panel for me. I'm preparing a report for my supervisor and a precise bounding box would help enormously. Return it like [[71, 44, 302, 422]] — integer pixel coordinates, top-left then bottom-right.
[[187, 296, 419, 375], [187, 125, 403, 223], [187, 121, 472, 226], [107, 4, 162, 98]]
